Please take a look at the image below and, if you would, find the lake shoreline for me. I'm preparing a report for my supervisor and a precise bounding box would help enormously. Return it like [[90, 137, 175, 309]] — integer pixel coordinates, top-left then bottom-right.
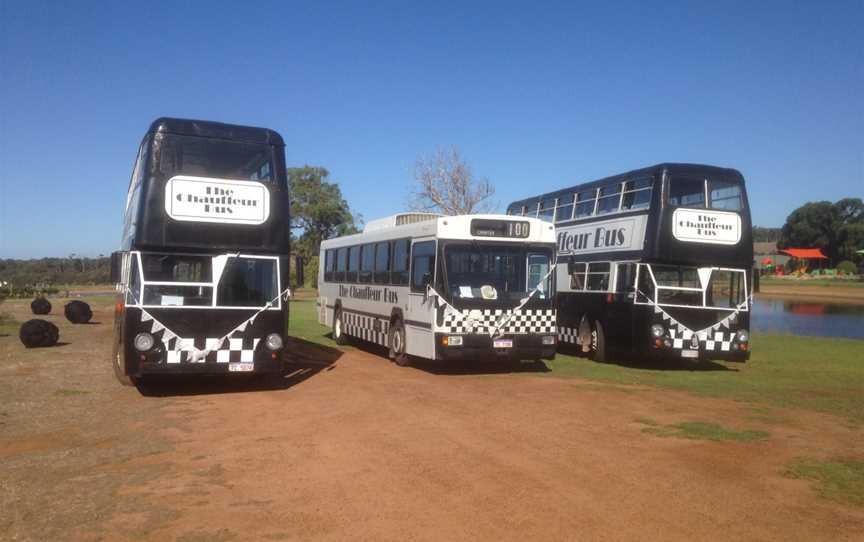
[[757, 281, 864, 305]]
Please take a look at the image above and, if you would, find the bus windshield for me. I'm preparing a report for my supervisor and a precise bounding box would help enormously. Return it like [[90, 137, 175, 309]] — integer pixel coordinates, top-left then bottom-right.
[[444, 245, 553, 301], [135, 253, 279, 308], [640, 264, 747, 309]]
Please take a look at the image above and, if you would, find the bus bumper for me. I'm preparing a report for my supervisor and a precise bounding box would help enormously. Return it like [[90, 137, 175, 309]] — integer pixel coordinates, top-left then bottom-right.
[[130, 353, 286, 376], [435, 333, 556, 361]]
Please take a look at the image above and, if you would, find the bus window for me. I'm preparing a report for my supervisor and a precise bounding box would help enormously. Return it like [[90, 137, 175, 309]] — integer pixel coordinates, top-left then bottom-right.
[[596, 185, 622, 215], [707, 269, 745, 308], [652, 265, 700, 288], [616, 263, 636, 293], [527, 253, 552, 298], [347, 246, 360, 283], [709, 180, 743, 211], [141, 254, 212, 282], [359, 243, 374, 283], [374, 242, 390, 284], [218, 257, 278, 307], [569, 262, 587, 290], [555, 194, 575, 223], [586, 262, 611, 291], [324, 250, 334, 282], [538, 198, 556, 222], [392, 239, 410, 285], [336, 247, 347, 282], [411, 241, 436, 292], [144, 285, 213, 306], [621, 178, 652, 211], [574, 189, 596, 218], [668, 177, 706, 207]]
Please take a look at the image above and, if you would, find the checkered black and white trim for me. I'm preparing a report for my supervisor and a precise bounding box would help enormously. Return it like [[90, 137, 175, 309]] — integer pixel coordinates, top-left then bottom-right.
[[668, 328, 734, 352], [164, 336, 262, 364], [342, 312, 391, 346], [557, 325, 580, 344], [438, 308, 556, 335]]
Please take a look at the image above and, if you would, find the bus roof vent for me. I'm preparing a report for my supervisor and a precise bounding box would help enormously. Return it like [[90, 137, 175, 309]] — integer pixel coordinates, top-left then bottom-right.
[[364, 212, 443, 232]]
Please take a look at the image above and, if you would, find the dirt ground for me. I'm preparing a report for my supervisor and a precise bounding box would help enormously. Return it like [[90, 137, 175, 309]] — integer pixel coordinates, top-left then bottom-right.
[[2, 300, 863, 541], [757, 282, 864, 304]]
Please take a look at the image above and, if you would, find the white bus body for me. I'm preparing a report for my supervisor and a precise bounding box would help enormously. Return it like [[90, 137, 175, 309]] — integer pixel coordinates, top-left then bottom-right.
[[317, 213, 558, 364]]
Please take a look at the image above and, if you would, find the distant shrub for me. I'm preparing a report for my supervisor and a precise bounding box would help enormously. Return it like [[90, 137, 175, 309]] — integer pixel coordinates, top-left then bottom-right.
[[837, 261, 856, 275]]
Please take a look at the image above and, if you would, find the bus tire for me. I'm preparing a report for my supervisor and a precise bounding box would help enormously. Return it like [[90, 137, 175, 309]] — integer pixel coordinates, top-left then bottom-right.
[[590, 320, 607, 363], [389, 320, 409, 367], [333, 309, 349, 345], [113, 350, 135, 386]]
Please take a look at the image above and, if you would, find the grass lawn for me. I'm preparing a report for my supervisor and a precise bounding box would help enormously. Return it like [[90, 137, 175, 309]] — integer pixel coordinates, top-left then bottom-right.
[[761, 277, 864, 288], [288, 296, 864, 423]]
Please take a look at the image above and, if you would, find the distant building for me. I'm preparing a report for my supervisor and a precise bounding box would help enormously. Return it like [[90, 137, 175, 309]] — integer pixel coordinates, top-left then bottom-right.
[[753, 242, 789, 270]]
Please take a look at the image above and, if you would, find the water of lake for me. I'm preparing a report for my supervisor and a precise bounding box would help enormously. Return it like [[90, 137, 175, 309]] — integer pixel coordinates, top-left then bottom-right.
[[752, 298, 864, 340]]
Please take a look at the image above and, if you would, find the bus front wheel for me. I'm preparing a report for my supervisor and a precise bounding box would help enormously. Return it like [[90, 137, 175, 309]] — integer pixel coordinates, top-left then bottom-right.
[[113, 350, 135, 386], [389, 321, 409, 367], [333, 309, 349, 345], [590, 321, 607, 363]]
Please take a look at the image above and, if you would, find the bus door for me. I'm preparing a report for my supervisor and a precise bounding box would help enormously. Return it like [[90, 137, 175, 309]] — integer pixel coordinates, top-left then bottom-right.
[[606, 262, 636, 347], [406, 239, 436, 358]]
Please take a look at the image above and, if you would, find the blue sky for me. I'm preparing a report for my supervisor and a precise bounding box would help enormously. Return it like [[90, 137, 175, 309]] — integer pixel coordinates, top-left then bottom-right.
[[1, 0, 861, 258]]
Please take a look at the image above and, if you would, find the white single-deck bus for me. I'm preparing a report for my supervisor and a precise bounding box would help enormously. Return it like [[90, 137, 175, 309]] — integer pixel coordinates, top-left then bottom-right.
[[317, 213, 558, 365]]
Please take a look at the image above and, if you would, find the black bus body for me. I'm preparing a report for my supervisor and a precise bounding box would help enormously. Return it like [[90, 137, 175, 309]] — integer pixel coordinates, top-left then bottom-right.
[[507, 163, 753, 363], [111, 118, 290, 384]]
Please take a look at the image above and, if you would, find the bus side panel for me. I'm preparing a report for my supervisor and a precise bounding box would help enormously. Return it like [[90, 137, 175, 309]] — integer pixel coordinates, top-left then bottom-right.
[[405, 325, 435, 359]]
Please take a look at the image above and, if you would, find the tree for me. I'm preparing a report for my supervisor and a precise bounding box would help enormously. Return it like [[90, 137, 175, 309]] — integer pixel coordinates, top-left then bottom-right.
[[409, 146, 496, 215], [779, 198, 864, 264], [287, 166, 359, 263]]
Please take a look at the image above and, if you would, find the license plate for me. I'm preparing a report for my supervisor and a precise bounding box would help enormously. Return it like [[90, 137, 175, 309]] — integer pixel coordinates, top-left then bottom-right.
[[681, 350, 699, 359], [228, 362, 254, 372], [493, 338, 513, 349]]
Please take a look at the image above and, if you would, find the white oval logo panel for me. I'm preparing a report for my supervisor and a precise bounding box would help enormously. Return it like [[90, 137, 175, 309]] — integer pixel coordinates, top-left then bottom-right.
[[164, 175, 270, 225], [673, 208, 741, 245]]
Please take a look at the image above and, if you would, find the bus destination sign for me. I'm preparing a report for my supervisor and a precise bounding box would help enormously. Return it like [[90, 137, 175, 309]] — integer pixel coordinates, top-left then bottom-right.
[[165, 175, 270, 226], [470, 219, 530, 238]]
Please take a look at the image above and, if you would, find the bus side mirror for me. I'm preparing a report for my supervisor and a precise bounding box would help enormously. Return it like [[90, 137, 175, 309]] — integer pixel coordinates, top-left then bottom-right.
[[110, 251, 124, 283], [422, 272, 432, 287], [294, 256, 304, 287]]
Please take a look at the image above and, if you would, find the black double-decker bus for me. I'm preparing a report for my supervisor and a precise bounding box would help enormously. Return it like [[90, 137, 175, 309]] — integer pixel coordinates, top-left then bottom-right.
[[110, 118, 290, 385], [508, 163, 753, 363]]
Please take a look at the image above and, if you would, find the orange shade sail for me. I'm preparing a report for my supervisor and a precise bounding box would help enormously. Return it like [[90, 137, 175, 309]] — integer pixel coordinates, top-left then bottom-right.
[[780, 248, 828, 259]]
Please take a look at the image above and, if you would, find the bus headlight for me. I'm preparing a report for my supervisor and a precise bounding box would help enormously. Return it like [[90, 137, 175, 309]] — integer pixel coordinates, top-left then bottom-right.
[[542, 335, 556, 345], [735, 329, 750, 343], [134, 332, 155, 352], [265, 333, 283, 351], [651, 324, 665, 338]]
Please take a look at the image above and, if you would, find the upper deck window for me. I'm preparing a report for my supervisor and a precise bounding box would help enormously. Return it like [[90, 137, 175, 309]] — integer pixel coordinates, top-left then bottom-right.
[[669, 176, 744, 211], [538, 198, 556, 222], [621, 177, 652, 211], [157, 133, 277, 184], [574, 189, 597, 219], [668, 177, 706, 208], [596, 184, 622, 215], [555, 194, 575, 223], [709, 180, 743, 211]]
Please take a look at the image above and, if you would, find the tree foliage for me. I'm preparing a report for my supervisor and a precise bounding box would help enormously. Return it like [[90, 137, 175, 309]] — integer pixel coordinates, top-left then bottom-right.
[[779, 198, 864, 264], [288, 166, 359, 262], [753, 227, 781, 242], [0, 257, 110, 288], [409, 146, 496, 215]]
